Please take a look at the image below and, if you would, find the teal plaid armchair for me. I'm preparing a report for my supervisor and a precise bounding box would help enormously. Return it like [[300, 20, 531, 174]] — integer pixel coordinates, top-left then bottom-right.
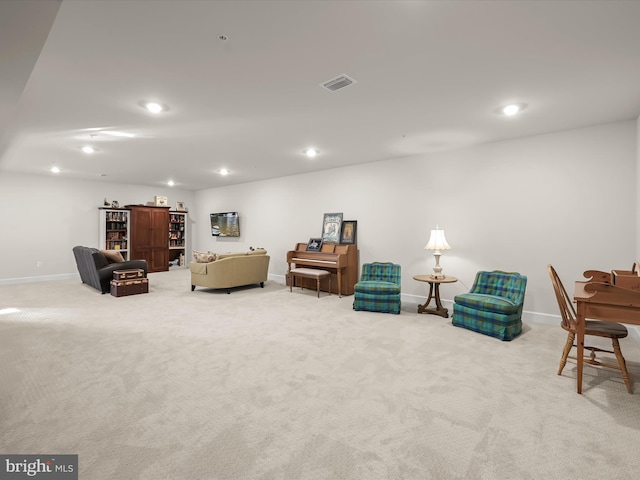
[[452, 270, 527, 341], [353, 262, 401, 314]]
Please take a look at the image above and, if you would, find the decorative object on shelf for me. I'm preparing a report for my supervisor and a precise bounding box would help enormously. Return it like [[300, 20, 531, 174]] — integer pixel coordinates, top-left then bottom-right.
[[306, 238, 323, 252], [425, 224, 451, 279], [169, 211, 187, 249], [111, 200, 119, 208], [100, 208, 129, 257], [168, 211, 187, 269], [340, 220, 357, 244], [103, 198, 110, 206], [176, 201, 186, 211], [321, 212, 343, 244], [154, 195, 168, 207]]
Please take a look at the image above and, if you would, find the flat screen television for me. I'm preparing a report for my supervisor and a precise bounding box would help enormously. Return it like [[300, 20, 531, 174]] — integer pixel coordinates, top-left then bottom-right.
[[210, 212, 240, 237]]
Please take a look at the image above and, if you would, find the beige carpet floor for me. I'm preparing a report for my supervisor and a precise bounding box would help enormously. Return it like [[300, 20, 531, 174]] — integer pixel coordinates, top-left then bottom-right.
[[1, 269, 640, 480]]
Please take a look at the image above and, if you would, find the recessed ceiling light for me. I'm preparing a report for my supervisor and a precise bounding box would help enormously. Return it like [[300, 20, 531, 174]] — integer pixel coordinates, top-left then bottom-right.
[[102, 130, 135, 138], [501, 103, 527, 116], [304, 148, 319, 158], [146, 102, 163, 113], [167, 180, 175, 186], [220, 169, 229, 176], [82, 146, 94, 154], [51, 166, 60, 173], [145, 102, 164, 114]]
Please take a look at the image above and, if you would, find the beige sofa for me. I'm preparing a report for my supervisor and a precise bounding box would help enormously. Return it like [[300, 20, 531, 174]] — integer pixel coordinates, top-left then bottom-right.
[[190, 249, 270, 293]]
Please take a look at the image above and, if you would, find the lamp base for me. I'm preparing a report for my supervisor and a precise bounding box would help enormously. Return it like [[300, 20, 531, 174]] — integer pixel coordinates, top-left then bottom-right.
[[431, 251, 445, 279]]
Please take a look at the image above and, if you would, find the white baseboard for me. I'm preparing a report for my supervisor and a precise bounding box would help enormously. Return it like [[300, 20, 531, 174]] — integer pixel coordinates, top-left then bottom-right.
[[0, 273, 78, 286], [7, 273, 640, 344], [402, 293, 640, 344]]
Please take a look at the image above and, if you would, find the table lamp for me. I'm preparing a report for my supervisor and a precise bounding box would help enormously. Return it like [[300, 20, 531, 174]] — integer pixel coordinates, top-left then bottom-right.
[[425, 225, 451, 279]]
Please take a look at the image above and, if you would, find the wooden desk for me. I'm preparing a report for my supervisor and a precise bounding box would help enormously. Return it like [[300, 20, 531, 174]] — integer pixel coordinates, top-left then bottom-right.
[[414, 275, 458, 317], [574, 281, 640, 393]]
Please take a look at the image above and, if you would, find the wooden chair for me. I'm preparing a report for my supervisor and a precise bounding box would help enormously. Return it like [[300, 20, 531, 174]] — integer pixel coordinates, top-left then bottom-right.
[[547, 264, 632, 393]]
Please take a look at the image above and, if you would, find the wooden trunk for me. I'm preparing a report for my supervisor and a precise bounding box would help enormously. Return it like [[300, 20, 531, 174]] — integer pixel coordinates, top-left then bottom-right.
[[113, 268, 145, 281], [110, 278, 149, 297]]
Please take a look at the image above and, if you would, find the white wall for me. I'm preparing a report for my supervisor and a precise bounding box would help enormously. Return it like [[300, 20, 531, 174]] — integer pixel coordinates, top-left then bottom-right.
[[193, 120, 637, 320], [637, 113, 640, 258], [0, 173, 194, 282], [1, 120, 636, 324]]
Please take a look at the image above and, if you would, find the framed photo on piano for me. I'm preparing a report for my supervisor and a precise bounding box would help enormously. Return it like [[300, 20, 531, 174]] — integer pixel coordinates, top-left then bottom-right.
[[321, 212, 343, 244], [340, 220, 357, 244], [306, 238, 323, 251]]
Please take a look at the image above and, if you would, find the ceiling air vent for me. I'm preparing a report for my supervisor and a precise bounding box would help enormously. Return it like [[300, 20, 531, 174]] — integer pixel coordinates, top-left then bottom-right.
[[320, 74, 357, 92]]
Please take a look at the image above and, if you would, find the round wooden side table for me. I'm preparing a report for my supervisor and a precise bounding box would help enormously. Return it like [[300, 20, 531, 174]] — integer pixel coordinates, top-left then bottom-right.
[[413, 275, 458, 317]]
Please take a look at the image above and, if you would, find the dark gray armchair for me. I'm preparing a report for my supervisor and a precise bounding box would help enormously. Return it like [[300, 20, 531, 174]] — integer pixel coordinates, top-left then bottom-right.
[[72, 246, 148, 293]]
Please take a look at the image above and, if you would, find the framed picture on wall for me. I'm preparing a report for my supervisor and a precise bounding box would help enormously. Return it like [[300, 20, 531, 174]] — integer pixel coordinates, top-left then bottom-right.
[[306, 238, 323, 251], [321, 212, 343, 244], [340, 220, 357, 244]]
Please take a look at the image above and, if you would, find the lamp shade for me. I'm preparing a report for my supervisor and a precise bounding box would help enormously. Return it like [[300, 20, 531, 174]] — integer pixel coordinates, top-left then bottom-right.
[[425, 228, 451, 251]]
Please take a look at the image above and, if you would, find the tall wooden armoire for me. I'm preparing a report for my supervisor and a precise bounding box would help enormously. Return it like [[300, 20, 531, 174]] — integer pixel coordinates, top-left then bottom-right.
[[128, 205, 170, 272]]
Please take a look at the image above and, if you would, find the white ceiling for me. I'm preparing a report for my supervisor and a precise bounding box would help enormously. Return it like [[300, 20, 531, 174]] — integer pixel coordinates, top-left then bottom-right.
[[2, 0, 640, 191]]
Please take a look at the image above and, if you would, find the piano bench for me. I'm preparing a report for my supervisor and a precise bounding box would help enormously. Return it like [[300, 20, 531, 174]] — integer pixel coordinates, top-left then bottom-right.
[[289, 268, 331, 298]]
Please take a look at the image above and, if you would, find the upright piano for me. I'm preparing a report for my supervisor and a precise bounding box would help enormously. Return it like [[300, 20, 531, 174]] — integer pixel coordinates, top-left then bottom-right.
[[287, 243, 359, 296]]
